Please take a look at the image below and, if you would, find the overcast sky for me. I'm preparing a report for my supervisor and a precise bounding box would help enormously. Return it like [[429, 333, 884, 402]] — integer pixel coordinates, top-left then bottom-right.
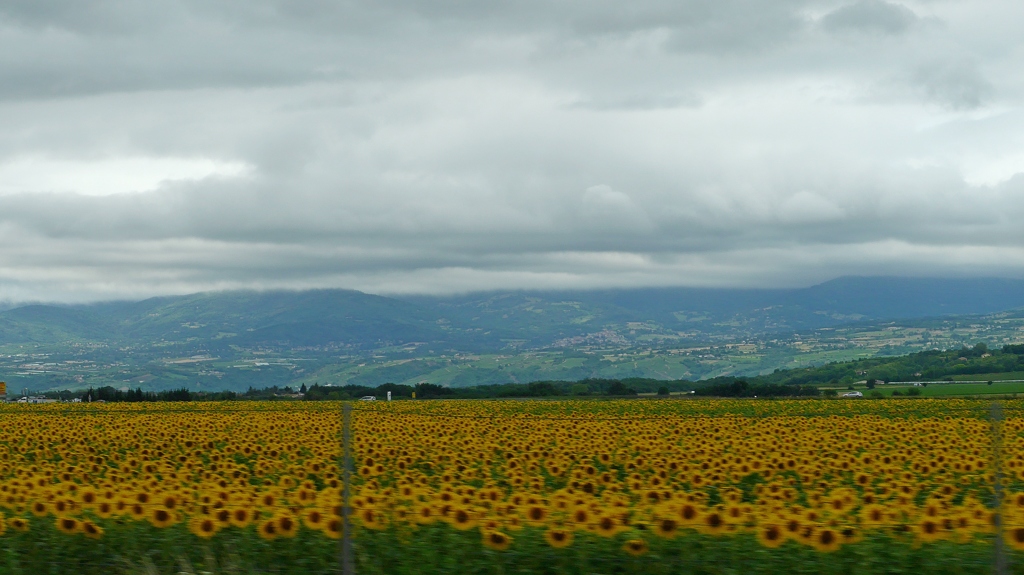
[[1, 0, 1022, 301]]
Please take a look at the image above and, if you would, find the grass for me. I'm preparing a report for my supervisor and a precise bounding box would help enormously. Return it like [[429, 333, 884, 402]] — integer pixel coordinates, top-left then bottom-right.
[[826, 379, 1024, 398], [1, 520, 339, 575], [916, 382, 1024, 397], [844, 382, 1024, 398], [2, 522, 1008, 575], [952, 372, 1024, 382], [354, 528, 1002, 575]]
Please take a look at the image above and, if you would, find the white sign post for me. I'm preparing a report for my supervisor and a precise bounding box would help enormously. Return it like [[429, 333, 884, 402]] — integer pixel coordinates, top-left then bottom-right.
[[387, 391, 392, 401]]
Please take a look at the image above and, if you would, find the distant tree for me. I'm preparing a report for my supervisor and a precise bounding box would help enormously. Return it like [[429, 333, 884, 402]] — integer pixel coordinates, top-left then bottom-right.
[[526, 382, 560, 397], [728, 380, 750, 396], [907, 387, 922, 396], [414, 382, 454, 399], [606, 381, 637, 396], [865, 379, 876, 389], [299, 383, 307, 394], [657, 386, 670, 396]]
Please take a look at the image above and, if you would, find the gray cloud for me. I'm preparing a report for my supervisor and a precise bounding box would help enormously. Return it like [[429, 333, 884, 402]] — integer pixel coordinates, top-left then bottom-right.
[[912, 60, 994, 110], [821, 0, 917, 35], [0, 0, 1022, 301], [569, 92, 703, 111]]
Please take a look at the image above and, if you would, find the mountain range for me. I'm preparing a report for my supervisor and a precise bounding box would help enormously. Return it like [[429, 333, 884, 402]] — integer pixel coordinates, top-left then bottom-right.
[[2, 276, 1024, 393]]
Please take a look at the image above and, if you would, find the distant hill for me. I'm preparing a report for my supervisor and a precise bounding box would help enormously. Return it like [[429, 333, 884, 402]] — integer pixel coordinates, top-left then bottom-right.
[[407, 276, 1024, 342], [0, 289, 442, 348], [2, 276, 1024, 350], [2, 276, 1024, 393], [793, 276, 1024, 319]]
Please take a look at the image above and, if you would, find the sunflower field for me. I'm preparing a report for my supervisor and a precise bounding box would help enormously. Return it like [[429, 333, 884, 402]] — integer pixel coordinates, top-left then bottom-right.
[[2, 398, 1024, 574]]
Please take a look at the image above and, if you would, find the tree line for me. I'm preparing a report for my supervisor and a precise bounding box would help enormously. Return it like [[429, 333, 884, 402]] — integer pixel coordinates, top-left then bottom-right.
[[24, 342, 1024, 403]]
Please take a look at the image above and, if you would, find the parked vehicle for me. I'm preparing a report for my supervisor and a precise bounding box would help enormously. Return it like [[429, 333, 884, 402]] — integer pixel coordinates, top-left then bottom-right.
[[841, 391, 863, 398], [359, 396, 377, 401]]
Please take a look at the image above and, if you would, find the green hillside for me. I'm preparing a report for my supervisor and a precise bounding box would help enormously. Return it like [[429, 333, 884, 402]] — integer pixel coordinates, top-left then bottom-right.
[[711, 342, 1024, 387], [3, 278, 1024, 395]]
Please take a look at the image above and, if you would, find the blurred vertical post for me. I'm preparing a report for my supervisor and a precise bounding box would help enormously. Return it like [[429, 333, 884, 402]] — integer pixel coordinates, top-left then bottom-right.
[[992, 402, 1006, 575], [342, 402, 354, 575]]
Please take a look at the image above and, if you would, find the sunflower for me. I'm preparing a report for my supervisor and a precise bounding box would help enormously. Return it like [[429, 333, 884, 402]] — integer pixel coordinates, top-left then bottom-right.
[[505, 515, 524, 532], [8, 517, 29, 532], [524, 504, 547, 527], [916, 517, 944, 543], [1005, 526, 1024, 551], [653, 517, 679, 539], [679, 503, 700, 524], [149, 507, 176, 528], [213, 508, 232, 528], [78, 489, 98, 508], [259, 492, 278, 509], [482, 530, 513, 551], [415, 504, 438, 525], [258, 518, 279, 540], [795, 523, 817, 547], [544, 527, 574, 548], [722, 504, 748, 526], [594, 514, 623, 538], [570, 507, 592, 529], [811, 527, 842, 552], [52, 499, 75, 515], [55, 516, 81, 534], [229, 506, 253, 528], [944, 512, 973, 543], [303, 508, 326, 531], [699, 510, 727, 535], [30, 501, 49, 517], [296, 488, 317, 505], [622, 539, 649, 557], [95, 501, 114, 519], [360, 507, 387, 530], [82, 520, 104, 540], [450, 507, 476, 531], [128, 503, 147, 521], [860, 504, 886, 527], [160, 494, 179, 511], [189, 516, 219, 539], [277, 514, 299, 538], [757, 523, 786, 548]]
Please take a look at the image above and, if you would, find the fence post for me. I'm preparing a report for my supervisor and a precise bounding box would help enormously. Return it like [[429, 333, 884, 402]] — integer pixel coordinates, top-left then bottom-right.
[[342, 402, 354, 575], [992, 402, 1006, 575]]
